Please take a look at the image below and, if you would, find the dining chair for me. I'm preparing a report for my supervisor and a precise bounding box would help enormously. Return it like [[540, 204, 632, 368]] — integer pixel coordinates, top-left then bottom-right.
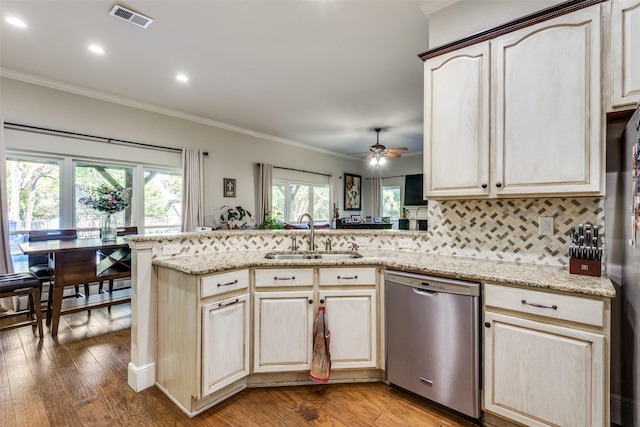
[[0, 272, 44, 338], [98, 226, 138, 295], [27, 229, 90, 298]]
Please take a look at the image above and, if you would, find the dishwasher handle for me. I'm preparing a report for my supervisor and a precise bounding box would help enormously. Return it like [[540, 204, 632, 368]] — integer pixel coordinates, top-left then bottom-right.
[[413, 287, 437, 295]]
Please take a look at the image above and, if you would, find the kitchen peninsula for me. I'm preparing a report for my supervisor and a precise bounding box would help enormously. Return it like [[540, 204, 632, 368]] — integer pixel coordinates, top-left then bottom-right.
[[125, 229, 614, 426]]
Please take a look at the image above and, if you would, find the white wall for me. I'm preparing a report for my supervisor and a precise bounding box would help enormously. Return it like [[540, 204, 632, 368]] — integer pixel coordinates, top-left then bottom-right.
[[427, 0, 563, 48], [0, 77, 365, 225]]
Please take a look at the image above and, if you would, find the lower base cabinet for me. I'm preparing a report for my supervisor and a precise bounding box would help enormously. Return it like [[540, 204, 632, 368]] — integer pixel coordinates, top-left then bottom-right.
[[202, 293, 250, 395], [319, 289, 377, 369], [253, 290, 315, 372], [483, 283, 608, 427]]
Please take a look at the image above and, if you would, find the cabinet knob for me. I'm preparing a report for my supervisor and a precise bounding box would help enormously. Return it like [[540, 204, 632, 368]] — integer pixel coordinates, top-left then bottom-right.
[[484, 322, 491, 328], [481, 183, 487, 189], [496, 182, 502, 188], [308, 300, 313, 304]]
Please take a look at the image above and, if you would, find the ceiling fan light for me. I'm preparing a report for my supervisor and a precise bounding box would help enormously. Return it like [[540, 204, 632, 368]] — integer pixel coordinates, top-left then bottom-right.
[[370, 157, 378, 166], [378, 157, 387, 165]]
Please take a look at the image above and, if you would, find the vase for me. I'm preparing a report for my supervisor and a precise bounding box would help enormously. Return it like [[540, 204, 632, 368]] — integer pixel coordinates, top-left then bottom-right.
[[101, 213, 117, 242]]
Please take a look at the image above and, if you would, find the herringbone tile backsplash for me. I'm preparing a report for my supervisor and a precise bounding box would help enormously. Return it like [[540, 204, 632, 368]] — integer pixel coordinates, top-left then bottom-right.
[[426, 197, 605, 266]]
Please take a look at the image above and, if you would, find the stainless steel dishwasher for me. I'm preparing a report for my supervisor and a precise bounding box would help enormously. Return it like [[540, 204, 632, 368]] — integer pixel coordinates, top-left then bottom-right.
[[385, 270, 481, 419]]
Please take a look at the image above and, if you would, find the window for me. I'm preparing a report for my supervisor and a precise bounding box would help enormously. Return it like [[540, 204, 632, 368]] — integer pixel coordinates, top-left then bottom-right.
[[5, 151, 182, 272], [383, 185, 401, 228], [144, 168, 182, 234], [75, 162, 134, 237], [5, 156, 61, 271], [272, 179, 330, 224]]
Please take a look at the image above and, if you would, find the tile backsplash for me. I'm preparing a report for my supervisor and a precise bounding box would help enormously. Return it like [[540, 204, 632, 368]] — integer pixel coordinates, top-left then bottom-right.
[[141, 197, 605, 269], [426, 197, 605, 266]]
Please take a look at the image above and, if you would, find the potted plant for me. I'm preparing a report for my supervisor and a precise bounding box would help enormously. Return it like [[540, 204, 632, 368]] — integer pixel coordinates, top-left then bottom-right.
[[220, 205, 252, 229], [258, 210, 285, 229]]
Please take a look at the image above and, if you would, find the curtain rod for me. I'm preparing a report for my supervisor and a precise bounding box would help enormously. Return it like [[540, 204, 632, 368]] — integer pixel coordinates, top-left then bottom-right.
[[365, 175, 404, 180], [4, 122, 209, 156], [272, 165, 331, 178]]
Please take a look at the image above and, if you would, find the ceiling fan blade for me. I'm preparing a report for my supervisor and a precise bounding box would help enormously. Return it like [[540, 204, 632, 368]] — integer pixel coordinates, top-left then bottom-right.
[[385, 152, 401, 158], [386, 147, 408, 152]]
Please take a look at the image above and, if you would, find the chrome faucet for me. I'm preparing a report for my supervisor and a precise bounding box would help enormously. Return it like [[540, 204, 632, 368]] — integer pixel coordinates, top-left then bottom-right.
[[325, 237, 332, 251], [298, 213, 314, 250]]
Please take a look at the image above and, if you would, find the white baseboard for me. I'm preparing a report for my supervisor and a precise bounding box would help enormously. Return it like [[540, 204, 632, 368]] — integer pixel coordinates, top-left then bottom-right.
[[128, 361, 155, 392]]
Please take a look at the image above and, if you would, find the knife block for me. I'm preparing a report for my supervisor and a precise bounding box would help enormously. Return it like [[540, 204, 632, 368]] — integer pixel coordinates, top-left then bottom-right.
[[569, 257, 601, 277]]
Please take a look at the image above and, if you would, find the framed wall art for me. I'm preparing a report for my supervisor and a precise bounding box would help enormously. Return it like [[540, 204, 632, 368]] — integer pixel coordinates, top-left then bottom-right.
[[344, 173, 362, 211], [224, 178, 236, 197]]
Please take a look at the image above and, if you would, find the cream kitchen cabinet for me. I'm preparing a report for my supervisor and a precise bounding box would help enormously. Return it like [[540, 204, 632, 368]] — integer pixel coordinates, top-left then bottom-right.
[[253, 290, 315, 373], [253, 267, 315, 373], [423, 3, 603, 198], [483, 283, 609, 427], [156, 267, 250, 416], [611, 0, 640, 109], [423, 42, 491, 198], [201, 293, 250, 396], [318, 267, 378, 369]]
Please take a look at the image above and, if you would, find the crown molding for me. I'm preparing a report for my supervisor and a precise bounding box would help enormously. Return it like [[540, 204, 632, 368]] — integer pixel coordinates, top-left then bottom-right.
[[0, 68, 357, 160]]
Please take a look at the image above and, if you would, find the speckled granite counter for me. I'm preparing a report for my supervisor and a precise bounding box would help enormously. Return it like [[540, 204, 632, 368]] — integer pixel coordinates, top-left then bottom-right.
[[153, 249, 615, 298]]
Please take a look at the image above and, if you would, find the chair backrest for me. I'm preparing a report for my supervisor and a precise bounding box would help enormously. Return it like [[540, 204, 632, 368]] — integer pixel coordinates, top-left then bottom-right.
[[116, 226, 138, 236], [28, 229, 77, 242], [27, 229, 78, 269]]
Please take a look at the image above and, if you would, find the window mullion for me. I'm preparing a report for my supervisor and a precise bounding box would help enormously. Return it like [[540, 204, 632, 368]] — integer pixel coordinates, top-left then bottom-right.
[[61, 158, 74, 229]]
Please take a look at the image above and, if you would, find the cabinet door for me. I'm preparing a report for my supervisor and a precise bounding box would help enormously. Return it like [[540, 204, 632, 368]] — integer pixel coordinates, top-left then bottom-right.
[[201, 293, 250, 397], [319, 289, 377, 369], [493, 5, 602, 196], [484, 311, 605, 427], [424, 42, 491, 198], [612, 0, 640, 108], [253, 291, 314, 372]]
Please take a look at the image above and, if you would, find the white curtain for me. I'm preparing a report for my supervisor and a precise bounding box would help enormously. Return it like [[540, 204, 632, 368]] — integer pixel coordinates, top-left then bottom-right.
[[0, 119, 13, 274], [181, 148, 204, 232], [370, 176, 382, 217], [256, 163, 273, 226], [330, 174, 340, 215]]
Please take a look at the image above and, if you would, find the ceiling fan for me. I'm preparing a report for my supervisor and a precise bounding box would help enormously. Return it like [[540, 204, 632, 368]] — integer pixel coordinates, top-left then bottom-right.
[[365, 128, 408, 165]]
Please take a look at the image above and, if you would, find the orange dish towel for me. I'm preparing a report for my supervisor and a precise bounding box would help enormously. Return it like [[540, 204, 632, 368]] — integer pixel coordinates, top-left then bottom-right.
[[310, 306, 331, 383]]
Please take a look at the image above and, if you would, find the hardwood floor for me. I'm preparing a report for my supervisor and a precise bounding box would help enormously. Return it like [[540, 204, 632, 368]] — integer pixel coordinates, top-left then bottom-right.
[[1, 304, 478, 427]]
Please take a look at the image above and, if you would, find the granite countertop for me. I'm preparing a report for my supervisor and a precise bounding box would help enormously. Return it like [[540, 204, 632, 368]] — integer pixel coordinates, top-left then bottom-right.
[[153, 248, 615, 298]]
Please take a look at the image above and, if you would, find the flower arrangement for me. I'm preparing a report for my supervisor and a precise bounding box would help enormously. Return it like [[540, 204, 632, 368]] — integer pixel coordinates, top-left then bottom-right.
[[79, 183, 131, 214]]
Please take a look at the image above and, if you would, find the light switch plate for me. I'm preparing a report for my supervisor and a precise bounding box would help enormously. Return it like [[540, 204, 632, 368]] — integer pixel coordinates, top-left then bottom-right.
[[539, 216, 554, 236]]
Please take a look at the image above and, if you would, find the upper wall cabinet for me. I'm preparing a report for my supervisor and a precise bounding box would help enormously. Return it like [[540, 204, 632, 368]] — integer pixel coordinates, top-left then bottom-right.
[[611, 0, 640, 109], [492, 5, 602, 196], [421, 1, 604, 199], [424, 42, 491, 198]]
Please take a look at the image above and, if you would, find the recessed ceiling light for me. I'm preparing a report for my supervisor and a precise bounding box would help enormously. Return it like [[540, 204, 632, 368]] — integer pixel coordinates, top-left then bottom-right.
[[88, 45, 105, 54], [176, 74, 189, 82], [4, 16, 27, 28]]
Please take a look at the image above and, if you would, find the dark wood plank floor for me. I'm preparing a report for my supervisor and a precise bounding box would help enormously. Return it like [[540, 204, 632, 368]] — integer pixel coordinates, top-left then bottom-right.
[[1, 304, 477, 427]]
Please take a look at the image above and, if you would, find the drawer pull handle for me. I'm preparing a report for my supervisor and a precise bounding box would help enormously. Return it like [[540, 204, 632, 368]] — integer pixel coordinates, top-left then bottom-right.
[[218, 298, 239, 308], [521, 299, 557, 310], [337, 275, 358, 280], [274, 276, 295, 281], [217, 279, 238, 287]]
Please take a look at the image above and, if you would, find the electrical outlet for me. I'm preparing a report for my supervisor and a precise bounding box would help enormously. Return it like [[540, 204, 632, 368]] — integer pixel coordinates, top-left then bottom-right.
[[398, 239, 413, 249], [162, 243, 182, 255], [539, 216, 554, 236]]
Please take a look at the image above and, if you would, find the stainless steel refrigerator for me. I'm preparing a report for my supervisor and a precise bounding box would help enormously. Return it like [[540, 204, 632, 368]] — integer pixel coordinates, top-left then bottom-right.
[[606, 105, 640, 427]]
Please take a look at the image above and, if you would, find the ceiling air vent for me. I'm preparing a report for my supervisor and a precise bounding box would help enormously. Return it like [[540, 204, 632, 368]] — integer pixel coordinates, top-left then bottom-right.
[[109, 4, 153, 29]]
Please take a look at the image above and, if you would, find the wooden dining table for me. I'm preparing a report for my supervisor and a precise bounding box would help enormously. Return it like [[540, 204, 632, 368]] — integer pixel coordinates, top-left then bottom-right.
[[19, 237, 132, 336]]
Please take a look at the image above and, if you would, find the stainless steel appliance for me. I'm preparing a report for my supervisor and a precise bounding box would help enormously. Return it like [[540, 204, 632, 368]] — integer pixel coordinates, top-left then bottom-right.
[[606, 105, 640, 426], [385, 270, 481, 419]]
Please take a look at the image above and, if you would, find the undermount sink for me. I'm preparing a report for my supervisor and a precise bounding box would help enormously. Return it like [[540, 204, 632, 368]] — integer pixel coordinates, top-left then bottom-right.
[[265, 251, 362, 260]]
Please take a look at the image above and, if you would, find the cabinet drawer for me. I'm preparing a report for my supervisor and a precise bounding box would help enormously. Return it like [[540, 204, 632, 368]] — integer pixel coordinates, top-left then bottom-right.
[[255, 268, 314, 287], [484, 283, 604, 327], [201, 269, 249, 298], [319, 267, 376, 286]]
